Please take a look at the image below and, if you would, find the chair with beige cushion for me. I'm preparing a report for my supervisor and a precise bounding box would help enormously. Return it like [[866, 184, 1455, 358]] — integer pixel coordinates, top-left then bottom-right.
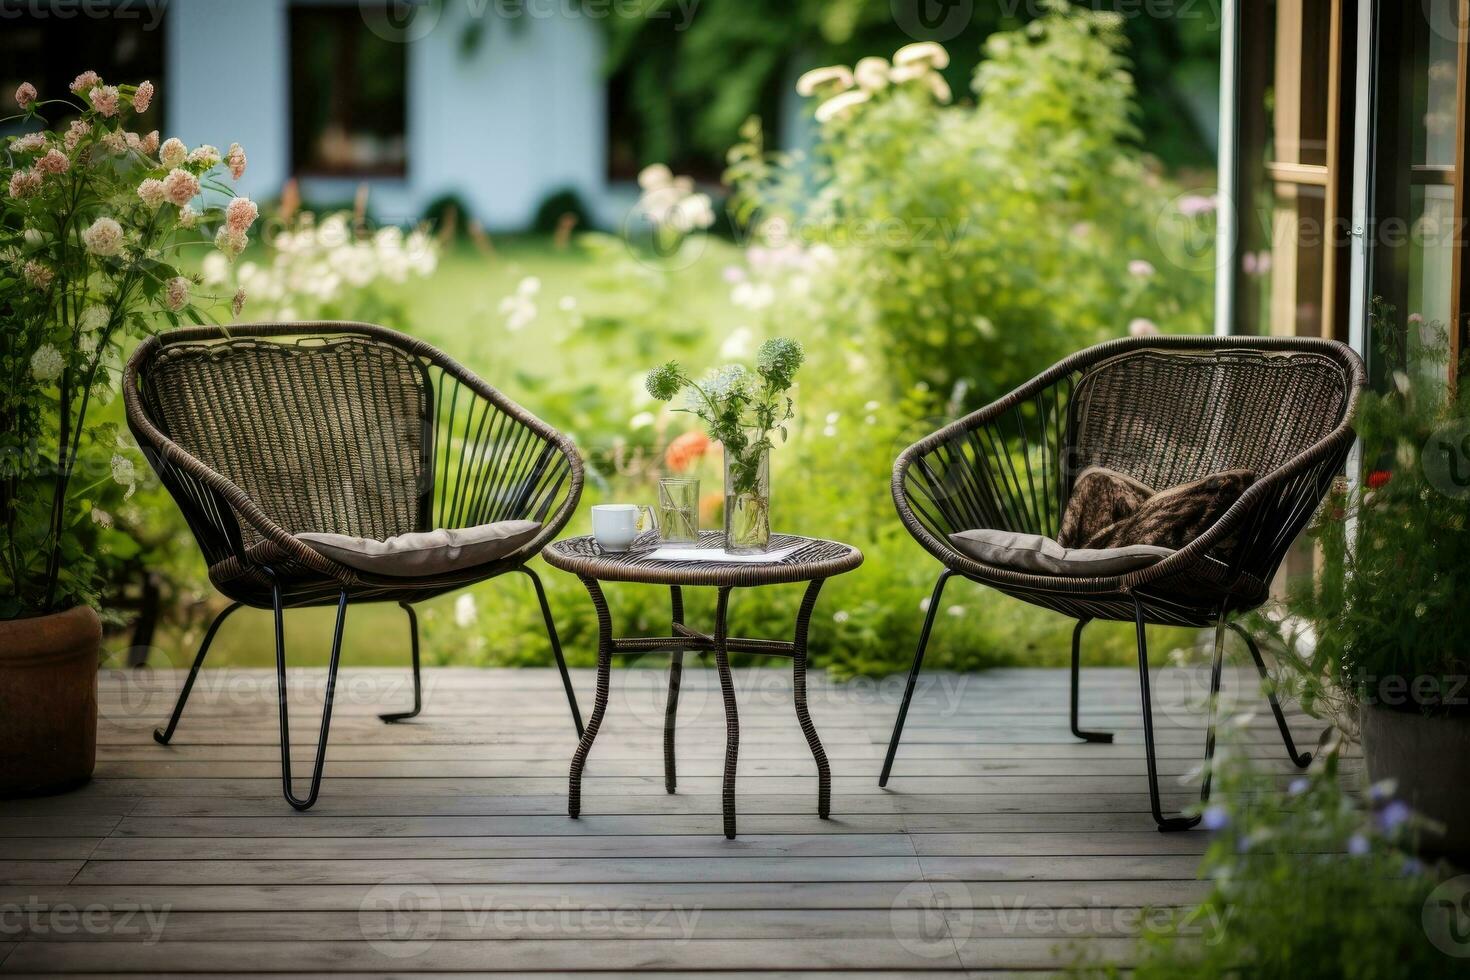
[[124, 322, 584, 810], [880, 336, 1365, 831]]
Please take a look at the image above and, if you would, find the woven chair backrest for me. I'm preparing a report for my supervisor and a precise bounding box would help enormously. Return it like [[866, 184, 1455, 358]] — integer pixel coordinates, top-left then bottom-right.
[[1067, 347, 1352, 492], [138, 336, 430, 543]]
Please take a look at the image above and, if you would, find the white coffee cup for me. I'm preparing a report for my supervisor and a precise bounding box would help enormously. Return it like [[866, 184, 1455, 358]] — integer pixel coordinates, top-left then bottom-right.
[[591, 504, 657, 553]]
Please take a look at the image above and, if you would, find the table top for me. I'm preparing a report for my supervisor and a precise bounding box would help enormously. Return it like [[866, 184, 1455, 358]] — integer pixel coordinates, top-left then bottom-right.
[[542, 532, 863, 587]]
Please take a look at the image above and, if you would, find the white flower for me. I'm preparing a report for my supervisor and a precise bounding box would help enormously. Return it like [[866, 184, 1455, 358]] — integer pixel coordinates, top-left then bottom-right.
[[162, 168, 200, 206], [832, 610, 850, 624], [894, 41, 950, 70], [946, 604, 965, 617], [854, 57, 890, 92], [80, 306, 110, 332], [1128, 259, 1156, 278], [730, 281, 774, 311], [918, 597, 932, 612], [629, 411, 656, 430], [815, 89, 870, 124], [558, 295, 578, 312], [719, 326, 754, 360], [164, 276, 191, 312], [188, 144, 221, 167], [517, 275, 541, 297], [214, 226, 247, 260], [703, 364, 750, 401], [795, 65, 854, 98], [159, 137, 187, 167], [637, 163, 673, 191], [232, 288, 247, 318], [1128, 318, 1161, 337], [201, 252, 230, 286], [888, 63, 931, 84], [499, 293, 537, 332], [110, 453, 137, 498], [136, 178, 166, 208], [178, 205, 200, 229], [454, 593, 478, 629], [90, 507, 113, 529], [29, 344, 64, 382], [81, 217, 124, 256], [927, 73, 952, 104]]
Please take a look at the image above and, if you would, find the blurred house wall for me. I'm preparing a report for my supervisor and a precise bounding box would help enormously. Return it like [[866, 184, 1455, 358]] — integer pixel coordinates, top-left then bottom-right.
[[166, 0, 611, 230]]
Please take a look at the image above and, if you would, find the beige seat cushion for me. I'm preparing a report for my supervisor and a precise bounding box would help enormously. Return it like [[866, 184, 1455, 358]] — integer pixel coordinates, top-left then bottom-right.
[[949, 529, 1174, 577], [297, 520, 541, 577]]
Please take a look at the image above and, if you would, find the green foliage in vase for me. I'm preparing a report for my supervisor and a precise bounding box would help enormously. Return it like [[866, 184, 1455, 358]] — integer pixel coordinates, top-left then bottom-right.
[[0, 72, 255, 619], [725, 3, 1215, 409], [1073, 736, 1456, 979], [1262, 303, 1470, 722], [644, 336, 804, 495]]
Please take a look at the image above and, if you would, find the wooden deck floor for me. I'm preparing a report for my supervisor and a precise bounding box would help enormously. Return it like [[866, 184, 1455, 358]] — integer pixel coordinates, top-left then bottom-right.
[[0, 662, 1327, 976]]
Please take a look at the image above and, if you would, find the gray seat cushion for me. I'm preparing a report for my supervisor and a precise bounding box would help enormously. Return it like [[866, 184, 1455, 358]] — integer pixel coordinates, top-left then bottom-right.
[[298, 520, 541, 577], [949, 529, 1174, 577]]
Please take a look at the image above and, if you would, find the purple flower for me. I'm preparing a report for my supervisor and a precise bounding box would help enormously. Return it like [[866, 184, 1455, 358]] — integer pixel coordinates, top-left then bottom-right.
[[1177, 194, 1218, 218], [1377, 800, 1412, 833], [1202, 805, 1229, 831], [1368, 780, 1396, 804], [1401, 857, 1424, 877], [1288, 777, 1309, 796], [1347, 833, 1370, 856]]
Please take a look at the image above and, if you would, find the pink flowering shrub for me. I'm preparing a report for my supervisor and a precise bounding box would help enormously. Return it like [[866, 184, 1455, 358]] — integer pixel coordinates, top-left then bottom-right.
[[0, 73, 253, 616]]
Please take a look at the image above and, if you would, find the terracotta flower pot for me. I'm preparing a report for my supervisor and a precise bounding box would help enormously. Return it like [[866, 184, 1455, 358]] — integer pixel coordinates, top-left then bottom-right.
[[0, 605, 100, 797], [1360, 702, 1470, 865]]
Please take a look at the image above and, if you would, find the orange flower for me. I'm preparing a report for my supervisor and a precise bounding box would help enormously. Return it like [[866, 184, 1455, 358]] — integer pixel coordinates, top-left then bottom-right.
[[664, 430, 711, 473]]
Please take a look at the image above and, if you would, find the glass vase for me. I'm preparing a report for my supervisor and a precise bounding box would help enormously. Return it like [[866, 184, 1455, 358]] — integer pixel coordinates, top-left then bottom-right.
[[723, 442, 771, 554]]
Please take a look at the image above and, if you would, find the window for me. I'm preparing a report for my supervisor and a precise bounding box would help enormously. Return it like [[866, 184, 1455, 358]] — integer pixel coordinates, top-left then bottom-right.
[[1234, 0, 1356, 341], [289, 5, 407, 178], [0, 8, 164, 136]]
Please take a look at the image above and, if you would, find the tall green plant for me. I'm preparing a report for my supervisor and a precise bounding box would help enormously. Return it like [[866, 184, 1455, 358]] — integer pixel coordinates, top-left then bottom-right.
[[1275, 303, 1469, 720], [0, 73, 254, 618], [726, 5, 1214, 409]]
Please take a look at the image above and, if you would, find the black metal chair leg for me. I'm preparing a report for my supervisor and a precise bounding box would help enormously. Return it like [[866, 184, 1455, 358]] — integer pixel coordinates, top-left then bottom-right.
[[153, 601, 242, 745], [793, 579, 831, 819], [1226, 622, 1313, 768], [1069, 617, 1113, 743], [712, 587, 739, 839], [274, 579, 347, 812], [569, 576, 612, 819], [378, 601, 422, 723], [879, 569, 953, 787], [664, 586, 684, 795], [1132, 595, 1204, 832], [520, 566, 584, 737]]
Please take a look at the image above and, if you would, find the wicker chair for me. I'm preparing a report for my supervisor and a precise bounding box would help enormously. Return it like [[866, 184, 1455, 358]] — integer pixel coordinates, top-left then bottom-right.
[[124, 322, 585, 810], [880, 336, 1365, 831]]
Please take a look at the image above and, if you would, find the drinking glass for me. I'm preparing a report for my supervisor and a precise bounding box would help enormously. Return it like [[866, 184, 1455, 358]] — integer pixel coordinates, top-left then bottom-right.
[[658, 478, 700, 546]]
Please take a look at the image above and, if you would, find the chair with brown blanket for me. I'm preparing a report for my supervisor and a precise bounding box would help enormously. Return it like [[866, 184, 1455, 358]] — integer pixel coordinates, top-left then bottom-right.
[[124, 322, 584, 810], [880, 336, 1366, 830]]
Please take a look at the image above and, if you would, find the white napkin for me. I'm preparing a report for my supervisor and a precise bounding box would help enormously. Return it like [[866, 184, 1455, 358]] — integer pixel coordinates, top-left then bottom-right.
[[642, 545, 801, 564]]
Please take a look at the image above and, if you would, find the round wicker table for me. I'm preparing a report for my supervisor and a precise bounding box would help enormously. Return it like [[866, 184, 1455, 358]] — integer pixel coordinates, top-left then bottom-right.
[[542, 532, 863, 839]]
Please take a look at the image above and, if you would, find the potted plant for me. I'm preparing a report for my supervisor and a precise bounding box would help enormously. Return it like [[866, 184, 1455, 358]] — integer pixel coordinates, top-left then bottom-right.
[[644, 338, 804, 553], [0, 73, 255, 795], [1277, 303, 1469, 861]]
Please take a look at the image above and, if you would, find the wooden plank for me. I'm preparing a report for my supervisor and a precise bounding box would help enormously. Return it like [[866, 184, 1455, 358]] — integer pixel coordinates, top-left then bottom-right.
[[0, 939, 978, 973], [0, 840, 100, 861], [0, 880, 1210, 914], [71, 856, 928, 886], [0, 861, 84, 886], [89, 834, 919, 861]]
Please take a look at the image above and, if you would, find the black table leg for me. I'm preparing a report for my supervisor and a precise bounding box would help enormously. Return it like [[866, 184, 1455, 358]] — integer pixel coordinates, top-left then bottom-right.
[[569, 576, 613, 819], [712, 587, 739, 839], [792, 579, 831, 819], [664, 586, 684, 794]]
